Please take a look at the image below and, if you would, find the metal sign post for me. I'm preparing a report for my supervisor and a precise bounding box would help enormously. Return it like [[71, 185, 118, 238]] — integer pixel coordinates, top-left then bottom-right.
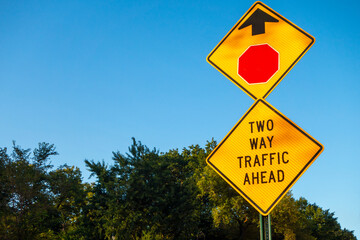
[[260, 214, 272, 240]]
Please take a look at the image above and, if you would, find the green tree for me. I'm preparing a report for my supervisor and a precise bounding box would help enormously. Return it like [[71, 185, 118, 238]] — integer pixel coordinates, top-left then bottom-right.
[[0, 142, 59, 239], [296, 198, 357, 240], [196, 151, 259, 239], [82, 160, 115, 240], [48, 165, 87, 239], [0, 142, 88, 240], [0, 140, 357, 240], [84, 138, 205, 239]]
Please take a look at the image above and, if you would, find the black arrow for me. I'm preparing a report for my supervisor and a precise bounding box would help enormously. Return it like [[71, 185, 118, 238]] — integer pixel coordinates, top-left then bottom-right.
[[238, 9, 279, 35]]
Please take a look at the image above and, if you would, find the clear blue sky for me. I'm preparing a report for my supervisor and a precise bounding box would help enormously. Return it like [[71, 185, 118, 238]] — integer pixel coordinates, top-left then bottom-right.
[[0, 0, 359, 237]]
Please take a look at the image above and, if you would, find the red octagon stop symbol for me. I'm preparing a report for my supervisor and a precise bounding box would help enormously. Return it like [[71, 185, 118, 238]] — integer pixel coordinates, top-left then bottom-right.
[[238, 44, 279, 85]]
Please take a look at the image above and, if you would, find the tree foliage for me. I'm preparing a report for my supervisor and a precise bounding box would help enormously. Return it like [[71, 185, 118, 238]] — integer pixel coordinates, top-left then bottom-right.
[[0, 139, 357, 240]]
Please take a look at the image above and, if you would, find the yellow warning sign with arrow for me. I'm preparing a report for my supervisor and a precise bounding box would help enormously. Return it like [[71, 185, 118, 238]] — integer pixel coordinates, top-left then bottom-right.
[[207, 1, 314, 100]]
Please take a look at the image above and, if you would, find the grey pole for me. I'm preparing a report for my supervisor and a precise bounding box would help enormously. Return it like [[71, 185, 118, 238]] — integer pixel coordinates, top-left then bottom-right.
[[259, 214, 272, 240]]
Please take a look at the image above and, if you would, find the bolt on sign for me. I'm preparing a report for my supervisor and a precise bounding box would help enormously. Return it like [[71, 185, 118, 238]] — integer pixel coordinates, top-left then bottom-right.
[[206, 100, 323, 215], [207, 1, 315, 100], [206, 1, 323, 216]]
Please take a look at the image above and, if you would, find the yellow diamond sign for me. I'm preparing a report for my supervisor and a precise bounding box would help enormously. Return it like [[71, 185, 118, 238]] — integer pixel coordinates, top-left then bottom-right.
[[206, 99, 323, 215], [207, 1, 315, 100]]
